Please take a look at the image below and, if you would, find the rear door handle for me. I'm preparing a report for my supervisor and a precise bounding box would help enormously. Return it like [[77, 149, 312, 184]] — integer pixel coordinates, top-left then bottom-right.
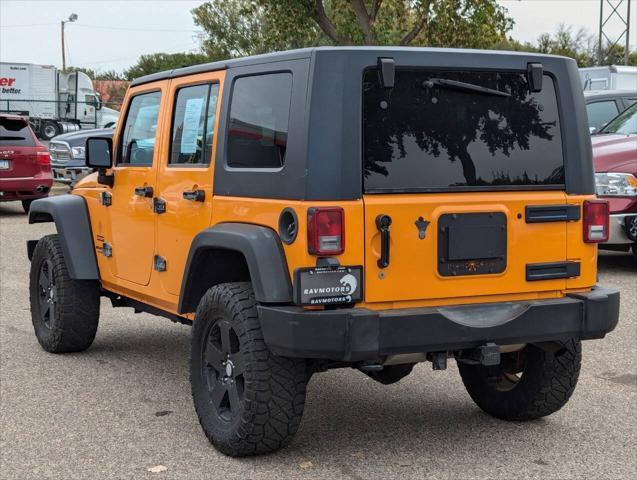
[[134, 186, 153, 198], [182, 189, 205, 202], [376, 214, 392, 268]]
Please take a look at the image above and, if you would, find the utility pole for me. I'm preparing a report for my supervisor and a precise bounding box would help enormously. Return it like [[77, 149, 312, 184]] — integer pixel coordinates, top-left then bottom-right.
[[597, 0, 632, 65], [60, 13, 78, 71]]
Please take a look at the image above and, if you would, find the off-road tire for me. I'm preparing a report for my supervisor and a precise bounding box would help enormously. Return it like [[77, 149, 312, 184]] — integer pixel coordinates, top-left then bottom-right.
[[21, 199, 33, 213], [29, 234, 100, 353], [190, 282, 309, 457], [458, 340, 581, 421]]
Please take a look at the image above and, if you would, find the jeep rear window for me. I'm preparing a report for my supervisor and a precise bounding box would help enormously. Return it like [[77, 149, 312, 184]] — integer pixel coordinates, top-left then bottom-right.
[[363, 69, 565, 192], [0, 117, 35, 147]]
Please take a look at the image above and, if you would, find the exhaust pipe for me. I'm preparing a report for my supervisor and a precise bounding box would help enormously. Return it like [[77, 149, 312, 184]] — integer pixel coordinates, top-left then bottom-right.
[[35, 185, 49, 193]]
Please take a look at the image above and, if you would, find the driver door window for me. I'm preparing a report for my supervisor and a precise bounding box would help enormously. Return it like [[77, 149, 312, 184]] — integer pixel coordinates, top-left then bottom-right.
[[119, 91, 161, 165]]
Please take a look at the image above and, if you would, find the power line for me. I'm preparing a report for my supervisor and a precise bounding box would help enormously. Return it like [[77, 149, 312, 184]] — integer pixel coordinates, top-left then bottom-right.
[[75, 24, 198, 33], [0, 22, 58, 28], [0, 23, 197, 32]]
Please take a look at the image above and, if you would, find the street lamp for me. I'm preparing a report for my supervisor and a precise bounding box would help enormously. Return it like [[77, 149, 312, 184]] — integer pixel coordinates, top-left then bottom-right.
[[61, 13, 78, 70]]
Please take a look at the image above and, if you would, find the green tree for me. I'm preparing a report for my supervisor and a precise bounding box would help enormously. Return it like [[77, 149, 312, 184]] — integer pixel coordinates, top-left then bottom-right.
[[535, 24, 596, 67], [192, 0, 513, 58], [497, 23, 636, 67], [123, 52, 212, 80], [95, 69, 125, 81]]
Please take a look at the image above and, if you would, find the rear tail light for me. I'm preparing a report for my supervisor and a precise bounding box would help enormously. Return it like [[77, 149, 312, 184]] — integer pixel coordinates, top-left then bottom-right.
[[307, 207, 345, 255], [36, 151, 50, 165], [583, 200, 609, 243]]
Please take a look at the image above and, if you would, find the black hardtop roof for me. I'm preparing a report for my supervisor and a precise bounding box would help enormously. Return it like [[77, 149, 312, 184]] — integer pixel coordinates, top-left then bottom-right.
[[129, 46, 573, 87]]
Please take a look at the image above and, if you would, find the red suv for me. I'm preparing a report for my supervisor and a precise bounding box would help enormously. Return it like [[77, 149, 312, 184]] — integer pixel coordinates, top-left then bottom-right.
[[0, 115, 53, 213], [592, 104, 637, 260]]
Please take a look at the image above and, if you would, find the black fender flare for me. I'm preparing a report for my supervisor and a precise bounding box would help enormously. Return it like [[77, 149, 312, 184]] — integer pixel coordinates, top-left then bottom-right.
[[178, 223, 293, 314], [28, 195, 99, 280]]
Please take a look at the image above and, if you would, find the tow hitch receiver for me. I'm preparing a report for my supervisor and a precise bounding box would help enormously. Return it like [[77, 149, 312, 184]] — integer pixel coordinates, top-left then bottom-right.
[[458, 343, 501, 367]]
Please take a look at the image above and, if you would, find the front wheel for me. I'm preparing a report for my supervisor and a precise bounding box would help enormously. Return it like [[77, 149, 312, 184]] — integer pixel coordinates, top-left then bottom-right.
[[190, 282, 309, 457], [29, 234, 100, 352], [458, 340, 581, 421]]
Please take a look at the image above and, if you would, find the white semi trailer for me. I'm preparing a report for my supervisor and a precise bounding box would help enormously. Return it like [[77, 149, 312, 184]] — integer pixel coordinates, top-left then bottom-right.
[[579, 65, 637, 91], [0, 62, 118, 139]]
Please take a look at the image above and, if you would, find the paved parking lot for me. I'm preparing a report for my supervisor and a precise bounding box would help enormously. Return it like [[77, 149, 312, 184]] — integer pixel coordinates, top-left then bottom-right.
[[1, 199, 635, 480]]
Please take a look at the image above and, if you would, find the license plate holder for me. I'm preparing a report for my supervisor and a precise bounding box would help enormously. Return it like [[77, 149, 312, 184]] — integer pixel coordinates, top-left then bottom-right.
[[0, 159, 10, 170], [294, 265, 363, 306], [438, 212, 507, 276]]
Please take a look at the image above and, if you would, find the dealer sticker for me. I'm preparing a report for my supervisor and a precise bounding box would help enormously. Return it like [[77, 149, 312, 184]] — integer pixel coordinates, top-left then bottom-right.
[[294, 266, 363, 306]]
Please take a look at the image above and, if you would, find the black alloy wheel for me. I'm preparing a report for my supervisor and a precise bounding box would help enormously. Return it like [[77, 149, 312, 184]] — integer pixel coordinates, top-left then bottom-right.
[[37, 258, 57, 328], [202, 318, 246, 422]]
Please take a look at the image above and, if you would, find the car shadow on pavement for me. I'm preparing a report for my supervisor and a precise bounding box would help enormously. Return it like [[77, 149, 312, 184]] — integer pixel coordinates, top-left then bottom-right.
[[598, 251, 636, 272], [0, 203, 28, 217]]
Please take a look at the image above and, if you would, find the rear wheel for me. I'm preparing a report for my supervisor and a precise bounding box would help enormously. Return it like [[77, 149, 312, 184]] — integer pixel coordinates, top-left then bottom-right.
[[29, 234, 100, 353], [190, 282, 309, 457], [458, 340, 581, 421], [21, 199, 33, 213]]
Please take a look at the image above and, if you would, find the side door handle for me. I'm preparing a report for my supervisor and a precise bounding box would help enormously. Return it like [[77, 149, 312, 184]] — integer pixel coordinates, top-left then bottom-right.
[[375, 214, 392, 268], [134, 186, 153, 198], [182, 189, 205, 202]]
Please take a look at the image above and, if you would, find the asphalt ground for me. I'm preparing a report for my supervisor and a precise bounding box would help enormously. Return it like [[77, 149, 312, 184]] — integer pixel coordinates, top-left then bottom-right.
[[1, 199, 635, 480]]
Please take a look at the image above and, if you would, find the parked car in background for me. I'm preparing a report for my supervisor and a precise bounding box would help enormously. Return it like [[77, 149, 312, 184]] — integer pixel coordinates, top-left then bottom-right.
[[49, 126, 114, 185], [592, 104, 637, 260], [584, 90, 637, 133], [0, 114, 52, 212]]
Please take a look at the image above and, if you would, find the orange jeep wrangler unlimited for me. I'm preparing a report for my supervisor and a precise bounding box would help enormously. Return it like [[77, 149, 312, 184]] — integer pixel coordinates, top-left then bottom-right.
[[27, 48, 620, 457]]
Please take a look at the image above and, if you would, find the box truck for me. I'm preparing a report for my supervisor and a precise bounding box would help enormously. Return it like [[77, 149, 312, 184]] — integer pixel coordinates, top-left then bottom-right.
[[0, 62, 118, 139]]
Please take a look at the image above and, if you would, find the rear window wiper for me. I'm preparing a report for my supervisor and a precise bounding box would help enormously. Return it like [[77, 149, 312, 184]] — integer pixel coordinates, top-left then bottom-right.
[[423, 78, 511, 98]]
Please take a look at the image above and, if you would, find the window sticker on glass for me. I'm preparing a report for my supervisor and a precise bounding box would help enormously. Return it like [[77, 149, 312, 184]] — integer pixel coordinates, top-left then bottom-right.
[[181, 97, 205, 154]]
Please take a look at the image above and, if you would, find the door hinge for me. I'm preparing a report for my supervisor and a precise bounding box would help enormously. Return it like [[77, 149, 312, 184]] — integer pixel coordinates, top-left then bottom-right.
[[99, 191, 112, 207], [101, 242, 113, 258], [153, 197, 166, 214], [154, 255, 167, 272]]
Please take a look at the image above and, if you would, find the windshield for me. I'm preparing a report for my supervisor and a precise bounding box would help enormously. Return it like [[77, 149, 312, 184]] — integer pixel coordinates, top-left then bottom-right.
[[363, 69, 565, 192], [599, 104, 637, 135]]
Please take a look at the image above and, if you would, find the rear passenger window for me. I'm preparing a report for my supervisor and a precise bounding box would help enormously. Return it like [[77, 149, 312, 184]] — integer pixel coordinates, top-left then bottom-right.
[[170, 83, 219, 165], [0, 117, 35, 146], [119, 91, 161, 165], [586, 101, 619, 131], [227, 73, 292, 168]]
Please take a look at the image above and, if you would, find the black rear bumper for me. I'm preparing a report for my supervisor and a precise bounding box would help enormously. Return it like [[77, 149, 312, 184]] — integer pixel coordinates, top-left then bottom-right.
[[258, 287, 620, 361]]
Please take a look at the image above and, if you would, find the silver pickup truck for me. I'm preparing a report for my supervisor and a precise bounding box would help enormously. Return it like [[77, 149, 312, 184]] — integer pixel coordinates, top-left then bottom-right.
[[49, 127, 114, 184]]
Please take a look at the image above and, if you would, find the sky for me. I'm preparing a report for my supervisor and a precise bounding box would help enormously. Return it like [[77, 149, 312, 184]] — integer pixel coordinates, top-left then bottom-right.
[[0, 0, 635, 73]]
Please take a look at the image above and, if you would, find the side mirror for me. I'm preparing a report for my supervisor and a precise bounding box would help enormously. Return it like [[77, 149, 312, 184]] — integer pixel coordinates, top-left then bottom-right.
[[86, 137, 114, 187], [589, 126, 597, 134]]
